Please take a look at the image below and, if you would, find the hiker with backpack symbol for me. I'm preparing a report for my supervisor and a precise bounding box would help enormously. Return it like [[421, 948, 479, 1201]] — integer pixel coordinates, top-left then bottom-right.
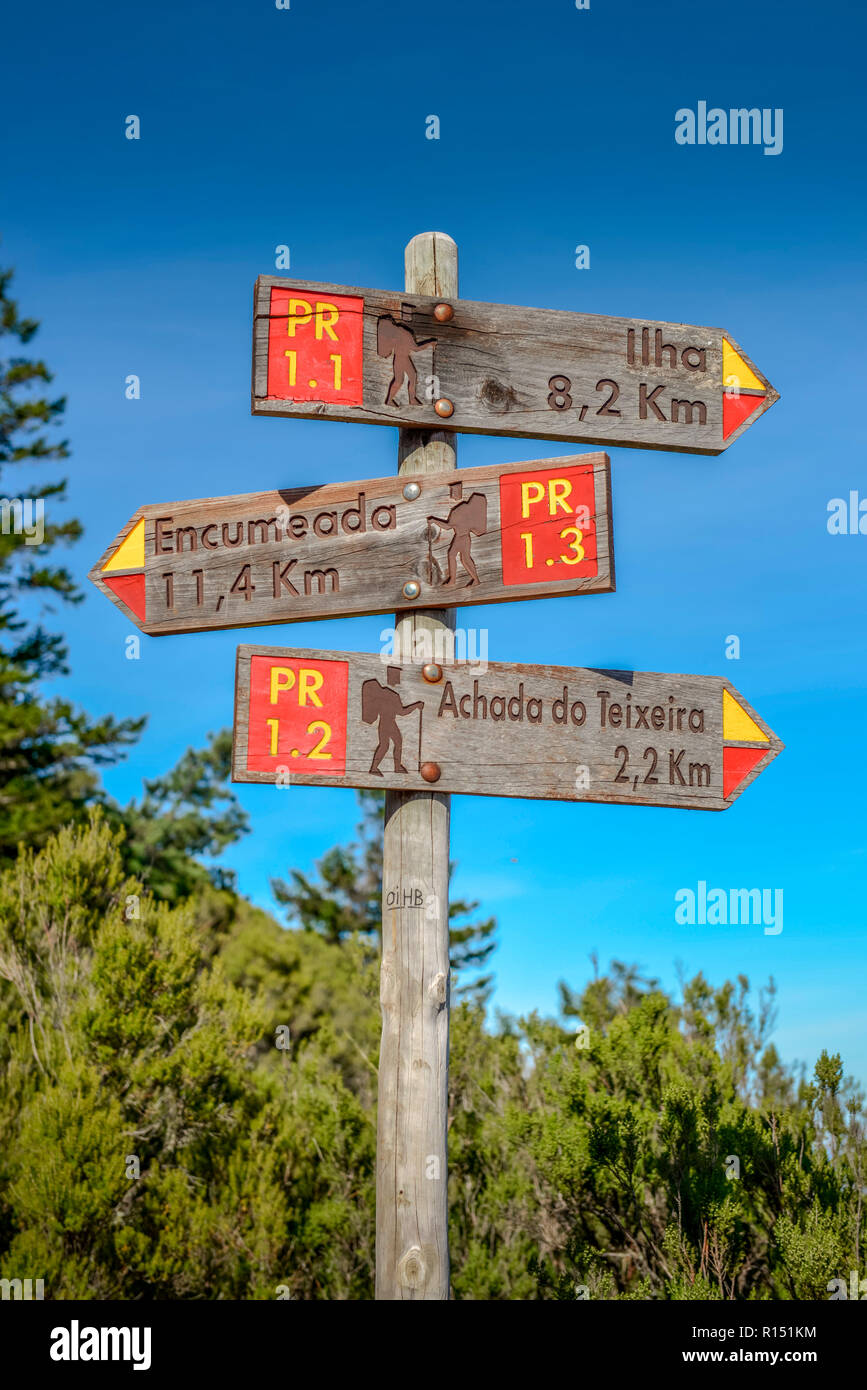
[[427, 484, 487, 587], [362, 667, 425, 775], [377, 315, 437, 408]]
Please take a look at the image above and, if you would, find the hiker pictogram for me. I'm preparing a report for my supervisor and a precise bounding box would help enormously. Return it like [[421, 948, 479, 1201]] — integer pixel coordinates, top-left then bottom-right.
[[257, 278, 779, 455], [377, 314, 437, 408], [427, 483, 487, 587], [361, 666, 425, 774]]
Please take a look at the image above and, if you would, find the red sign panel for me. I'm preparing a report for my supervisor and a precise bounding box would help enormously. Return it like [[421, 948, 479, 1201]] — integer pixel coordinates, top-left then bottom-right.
[[266, 287, 364, 407], [499, 462, 598, 586], [246, 654, 349, 776]]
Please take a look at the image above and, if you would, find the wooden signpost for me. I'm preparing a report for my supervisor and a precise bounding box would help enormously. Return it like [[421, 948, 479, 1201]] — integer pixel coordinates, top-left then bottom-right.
[[88, 453, 613, 634], [232, 645, 783, 812], [377, 233, 455, 1302], [252, 275, 778, 455], [91, 229, 783, 1302]]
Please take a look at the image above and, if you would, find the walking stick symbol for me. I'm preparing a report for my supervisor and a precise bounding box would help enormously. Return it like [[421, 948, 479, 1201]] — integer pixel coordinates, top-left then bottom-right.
[[426, 518, 440, 585]]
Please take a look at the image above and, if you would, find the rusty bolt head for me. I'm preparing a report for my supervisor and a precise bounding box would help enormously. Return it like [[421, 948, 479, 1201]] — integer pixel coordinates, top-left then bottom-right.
[[434, 397, 454, 418], [433, 302, 453, 323], [402, 481, 421, 501], [420, 761, 441, 783], [401, 579, 421, 600], [421, 662, 443, 684]]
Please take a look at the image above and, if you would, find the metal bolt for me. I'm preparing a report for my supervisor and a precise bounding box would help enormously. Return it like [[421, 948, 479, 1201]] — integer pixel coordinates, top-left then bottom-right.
[[402, 481, 421, 501], [420, 761, 441, 783], [433, 303, 453, 323], [401, 580, 421, 600], [422, 662, 443, 684], [434, 398, 454, 418]]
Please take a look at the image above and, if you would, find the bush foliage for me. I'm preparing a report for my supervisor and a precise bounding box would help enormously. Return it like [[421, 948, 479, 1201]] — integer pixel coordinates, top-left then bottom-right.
[[0, 814, 862, 1300]]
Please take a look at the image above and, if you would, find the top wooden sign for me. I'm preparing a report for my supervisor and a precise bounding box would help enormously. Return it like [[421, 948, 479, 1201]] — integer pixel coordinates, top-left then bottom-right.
[[252, 277, 778, 455]]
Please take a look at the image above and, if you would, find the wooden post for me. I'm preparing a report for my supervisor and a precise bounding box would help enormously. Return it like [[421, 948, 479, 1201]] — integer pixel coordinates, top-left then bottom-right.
[[375, 232, 457, 1300]]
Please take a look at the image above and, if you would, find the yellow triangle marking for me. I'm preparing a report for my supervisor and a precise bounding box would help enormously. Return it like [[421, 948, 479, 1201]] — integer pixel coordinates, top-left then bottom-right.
[[723, 689, 769, 744], [723, 340, 765, 394], [102, 518, 144, 572]]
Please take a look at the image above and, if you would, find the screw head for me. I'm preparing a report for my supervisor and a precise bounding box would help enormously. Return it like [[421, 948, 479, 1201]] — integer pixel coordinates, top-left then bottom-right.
[[434, 397, 454, 418], [422, 662, 443, 683], [420, 761, 441, 783], [401, 580, 421, 600], [433, 302, 454, 323], [402, 481, 421, 501]]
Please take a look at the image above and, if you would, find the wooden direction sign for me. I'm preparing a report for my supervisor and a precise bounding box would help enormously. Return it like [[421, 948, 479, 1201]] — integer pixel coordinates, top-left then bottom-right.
[[232, 646, 782, 811], [88, 454, 613, 635], [252, 276, 778, 456]]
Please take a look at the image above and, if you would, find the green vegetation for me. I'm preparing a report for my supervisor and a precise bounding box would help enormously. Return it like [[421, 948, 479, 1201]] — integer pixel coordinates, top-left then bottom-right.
[[0, 810, 863, 1299], [0, 261, 862, 1300]]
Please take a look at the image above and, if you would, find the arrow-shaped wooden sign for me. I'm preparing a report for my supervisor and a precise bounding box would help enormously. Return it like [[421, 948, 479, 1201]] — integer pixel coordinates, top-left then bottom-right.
[[88, 454, 613, 635], [232, 646, 783, 811], [252, 277, 778, 455]]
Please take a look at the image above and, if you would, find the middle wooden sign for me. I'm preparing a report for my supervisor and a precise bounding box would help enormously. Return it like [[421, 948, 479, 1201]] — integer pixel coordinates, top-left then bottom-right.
[[89, 453, 614, 635]]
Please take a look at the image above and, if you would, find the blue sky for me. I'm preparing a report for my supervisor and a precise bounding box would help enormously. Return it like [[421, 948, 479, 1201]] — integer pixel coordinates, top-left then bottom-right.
[[3, 0, 865, 1082]]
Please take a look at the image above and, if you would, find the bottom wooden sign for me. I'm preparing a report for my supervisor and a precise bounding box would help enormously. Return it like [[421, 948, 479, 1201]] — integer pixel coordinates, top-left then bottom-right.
[[232, 646, 782, 810]]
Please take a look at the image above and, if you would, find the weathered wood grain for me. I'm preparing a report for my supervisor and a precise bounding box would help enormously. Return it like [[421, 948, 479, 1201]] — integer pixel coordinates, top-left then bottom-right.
[[251, 275, 778, 455], [378, 231, 455, 1303], [88, 453, 613, 635], [232, 646, 784, 813]]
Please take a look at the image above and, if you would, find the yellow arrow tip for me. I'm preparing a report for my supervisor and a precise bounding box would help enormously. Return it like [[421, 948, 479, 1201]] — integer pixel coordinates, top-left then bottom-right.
[[723, 689, 769, 744], [722, 339, 766, 394], [103, 517, 144, 572]]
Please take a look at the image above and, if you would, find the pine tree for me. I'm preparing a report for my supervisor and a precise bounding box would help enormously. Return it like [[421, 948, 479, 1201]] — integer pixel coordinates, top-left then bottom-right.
[[111, 729, 249, 903], [0, 260, 143, 855], [272, 788, 497, 1002]]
